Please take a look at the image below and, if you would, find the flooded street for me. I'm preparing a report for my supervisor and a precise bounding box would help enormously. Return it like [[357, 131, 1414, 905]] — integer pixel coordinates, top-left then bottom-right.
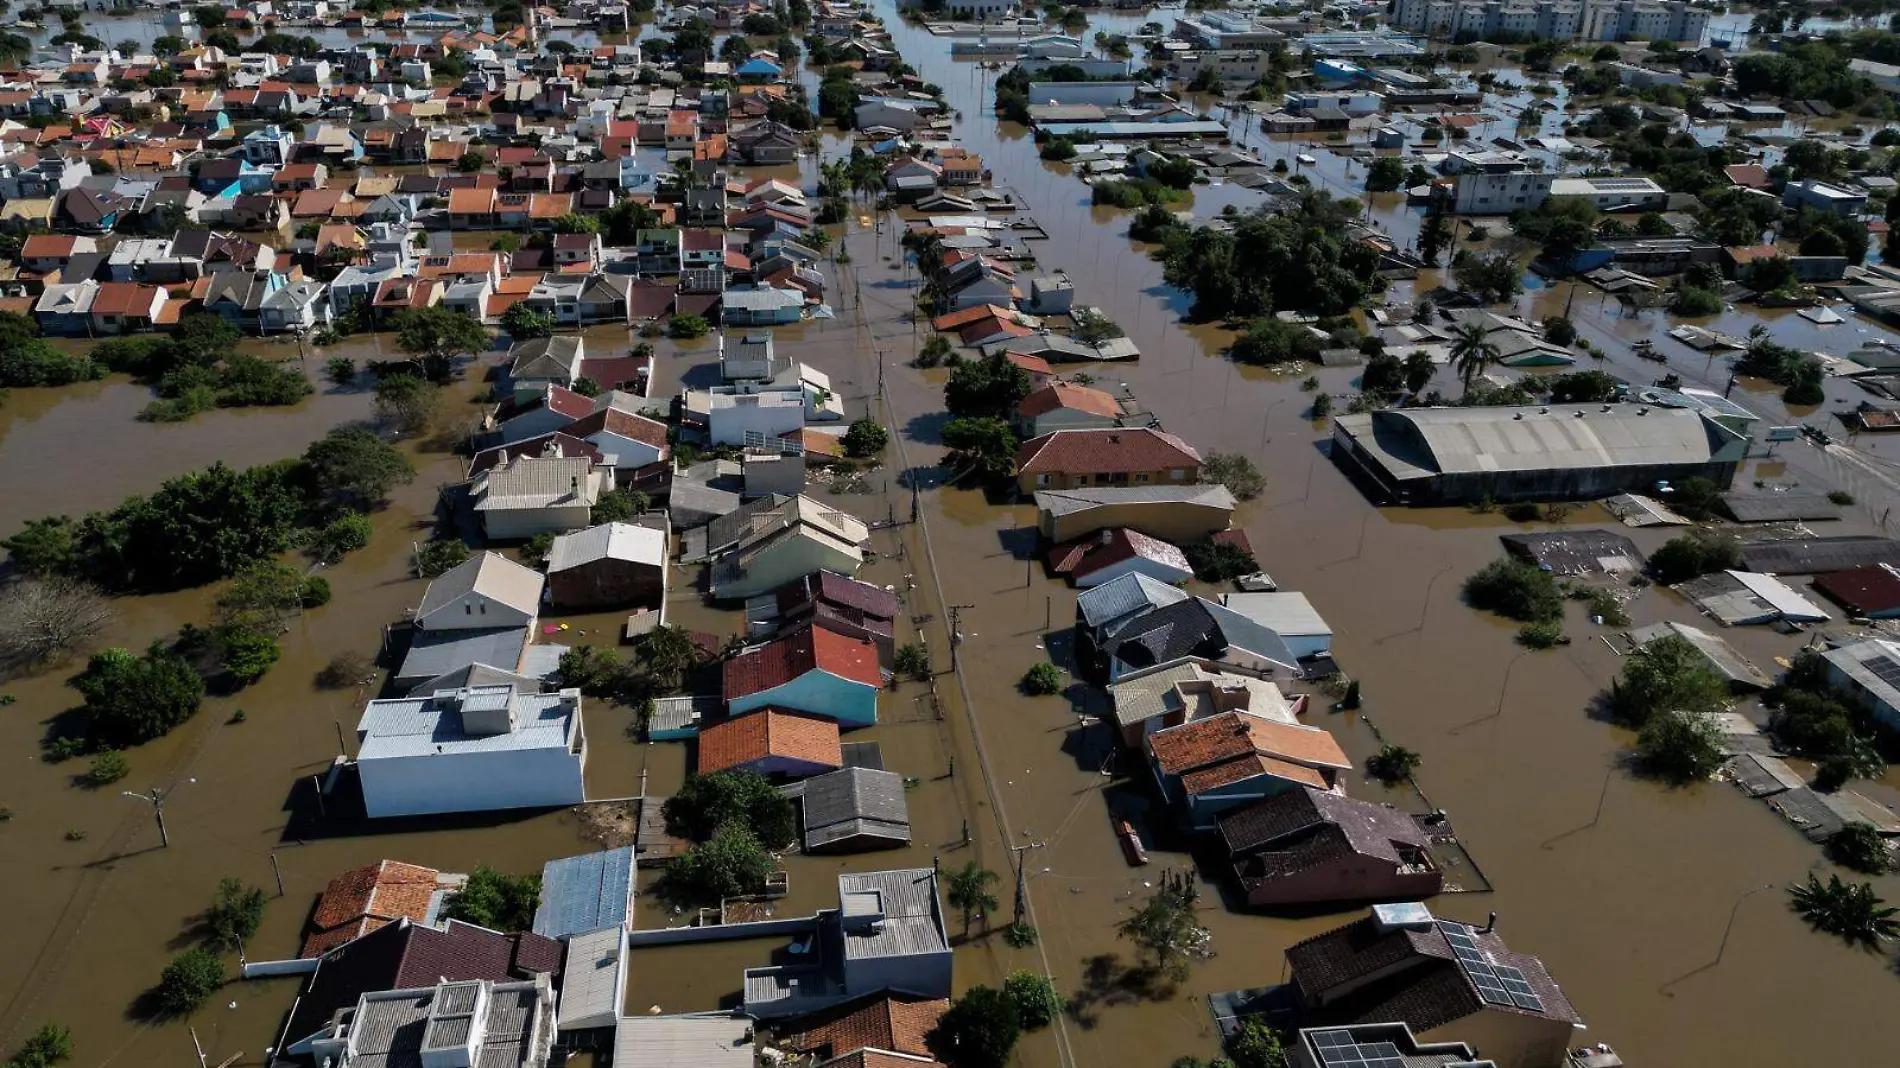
[[0, 7, 1898, 1068]]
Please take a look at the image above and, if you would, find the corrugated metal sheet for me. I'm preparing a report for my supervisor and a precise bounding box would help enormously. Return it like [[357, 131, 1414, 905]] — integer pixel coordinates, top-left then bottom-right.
[[612, 1015, 753, 1068], [534, 847, 636, 939], [557, 928, 624, 1031]]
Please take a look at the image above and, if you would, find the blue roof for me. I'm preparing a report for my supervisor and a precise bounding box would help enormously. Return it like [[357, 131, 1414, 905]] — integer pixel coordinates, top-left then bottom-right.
[[533, 846, 636, 939], [737, 59, 782, 75]]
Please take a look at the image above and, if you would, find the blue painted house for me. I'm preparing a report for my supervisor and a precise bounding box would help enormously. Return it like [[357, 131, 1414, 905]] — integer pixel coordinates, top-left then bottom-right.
[[724, 625, 882, 727], [736, 57, 783, 82]]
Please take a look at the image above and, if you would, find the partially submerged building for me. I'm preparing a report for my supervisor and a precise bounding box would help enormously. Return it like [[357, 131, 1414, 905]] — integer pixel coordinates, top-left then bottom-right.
[[782, 766, 913, 853], [354, 686, 587, 818], [1219, 788, 1444, 908], [1286, 904, 1583, 1068], [1331, 404, 1746, 506], [1033, 483, 1238, 544], [741, 869, 952, 1019], [1147, 710, 1352, 830]]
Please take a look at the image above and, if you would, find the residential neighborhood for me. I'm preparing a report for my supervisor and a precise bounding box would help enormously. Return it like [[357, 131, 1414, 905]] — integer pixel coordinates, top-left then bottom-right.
[[5, 4, 1900, 1068]]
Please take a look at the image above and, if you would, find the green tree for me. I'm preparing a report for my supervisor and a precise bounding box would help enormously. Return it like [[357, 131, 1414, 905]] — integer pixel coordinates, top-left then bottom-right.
[[1002, 970, 1061, 1029], [1789, 873, 1900, 949], [592, 488, 650, 523], [1229, 317, 1321, 367], [928, 986, 1021, 1068], [946, 861, 1000, 937], [391, 306, 490, 382], [1021, 662, 1062, 695], [664, 822, 773, 904], [940, 417, 1020, 486], [85, 750, 129, 786], [311, 513, 374, 563], [1828, 822, 1891, 875], [1611, 634, 1728, 727], [1402, 349, 1436, 394], [1201, 452, 1265, 500], [304, 426, 415, 509], [1647, 530, 1741, 584], [894, 643, 930, 680], [1545, 370, 1618, 403], [842, 418, 889, 457], [1449, 321, 1501, 395], [156, 947, 224, 1016], [4, 1025, 73, 1068], [1364, 156, 1404, 192], [1184, 539, 1257, 582], [204, 878, 266, 950], [635, 624, 700, 690], [1462, 558, 1563, 624], [500, 303, 556, 340], [69, 642, 205, 747], [1117, 876, 1210, 982], [416, 538, 471, 577], [373, 373, 441, 433], [324, 356, 356, 386], [945, 352, 1032, 420], [1452, 252, 1523, 303], [1541, 315, 1578, 347], [1417, 206, 1452, 266], [1636, 708, 1725, 782], [663, 770, 797, 847], [670, 314, 711, 339], [442, 866, 542, 931], [916, 335, 955, 367], [1366, 744, 1421, 783], [1226, 1017, 1290, 1068]]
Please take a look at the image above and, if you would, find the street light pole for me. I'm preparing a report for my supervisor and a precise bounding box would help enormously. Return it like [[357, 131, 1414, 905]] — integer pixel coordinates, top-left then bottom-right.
[[122, 777, 194, 848], [1011, 841, 1046, 928]]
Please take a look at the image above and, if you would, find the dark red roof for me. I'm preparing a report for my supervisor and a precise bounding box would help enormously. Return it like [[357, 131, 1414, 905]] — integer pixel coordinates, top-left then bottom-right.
[[1015, 428, 1204, 476], [1812, 564, 1900, 615], [467, 432, 604, 477], [724, 624, 882, 699]]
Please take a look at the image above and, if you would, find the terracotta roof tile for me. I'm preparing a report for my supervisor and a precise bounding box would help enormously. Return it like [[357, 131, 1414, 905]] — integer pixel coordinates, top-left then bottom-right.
[[725, 625, 882, 699], [302, 860, 441, 957], [783, 994, 949, 1059], [1016, 428, 1203, 477], [697, 708, 843, 774]]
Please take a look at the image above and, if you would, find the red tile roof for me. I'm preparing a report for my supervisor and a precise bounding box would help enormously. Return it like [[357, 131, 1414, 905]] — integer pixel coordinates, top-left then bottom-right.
[[1812, 563, 1900, 615], [1149, 711, 1350, 783], [563, 406, 669, 450], [1019, 381, 1122, 420], [725, 625, 882, 699], [1047, 527, 1191, 581], [1016, 428, 1204, 476], [696, 708, 843, 774], [302, 860, 441, 957], [783, 994, 950, 1059]]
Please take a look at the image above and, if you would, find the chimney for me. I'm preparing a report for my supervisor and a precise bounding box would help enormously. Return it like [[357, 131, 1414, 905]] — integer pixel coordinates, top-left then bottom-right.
[[1480, 911, 1497, 935]]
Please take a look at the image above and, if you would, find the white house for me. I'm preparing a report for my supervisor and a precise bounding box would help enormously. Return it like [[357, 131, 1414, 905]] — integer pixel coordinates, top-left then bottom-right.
[[1221, 592, 1334, 660], [415, 551, 544, 631], [354, 685, 587, 818], [472, 453, 614, 540]]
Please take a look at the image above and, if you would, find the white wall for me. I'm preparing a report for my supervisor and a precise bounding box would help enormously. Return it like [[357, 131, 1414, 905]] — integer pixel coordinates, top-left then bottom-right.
[[359, 745, 586, 818]]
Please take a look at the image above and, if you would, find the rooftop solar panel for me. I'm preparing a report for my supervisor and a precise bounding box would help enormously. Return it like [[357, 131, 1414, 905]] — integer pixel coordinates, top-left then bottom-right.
[[1437, 920, 1545, 1013]]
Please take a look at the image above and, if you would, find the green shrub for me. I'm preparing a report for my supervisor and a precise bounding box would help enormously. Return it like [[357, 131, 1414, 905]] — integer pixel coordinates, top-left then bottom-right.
[[1021, 662, 1062, 695], [311, 513, 373, 562], [1517, 620, 1565, 648], [156, 947, 225, 1016], [84, 750, 129, 787], [416, 539, 470, 577], [1463, 558, 1564, 623], [299, 576, 331, 608]]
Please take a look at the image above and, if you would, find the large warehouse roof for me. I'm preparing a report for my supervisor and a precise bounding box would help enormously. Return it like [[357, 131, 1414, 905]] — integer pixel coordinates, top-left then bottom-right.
[[1337, 404, 1735, 480]]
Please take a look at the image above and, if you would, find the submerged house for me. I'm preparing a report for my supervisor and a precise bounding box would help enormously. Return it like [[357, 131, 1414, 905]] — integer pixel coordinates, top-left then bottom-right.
[[353, 686, 587, 818], [1285, 904, 1584, 1068], [1218, 788, 1444, 908], [724, 625, 883, 727], [1147, 710, 1351, 830], [742, 869, 952, 1019]]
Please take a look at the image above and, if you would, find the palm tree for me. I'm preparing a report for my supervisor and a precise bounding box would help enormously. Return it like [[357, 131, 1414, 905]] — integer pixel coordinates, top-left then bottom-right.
[[1449, 321, 1500, 397], [945, 861, 999, 938], [1789, 873, 1900, 949], [635, 624, 700, 690]]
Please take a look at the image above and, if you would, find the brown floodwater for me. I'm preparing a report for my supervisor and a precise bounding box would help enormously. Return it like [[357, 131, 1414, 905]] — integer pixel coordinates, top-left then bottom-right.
[[5, 10, 1900, 1068]]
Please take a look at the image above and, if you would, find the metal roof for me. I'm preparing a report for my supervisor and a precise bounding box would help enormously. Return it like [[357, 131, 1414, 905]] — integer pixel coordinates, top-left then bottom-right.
[[534, 847, 636, 939], [416, 552, 545, 627], [1626, 622, 1768, 689], [1035, 482, 1238, 517], [836, 869, 948, 961], [1721, 493, 1843, 523], [397, 627, 530, 684], [1220, 592, 1333, 638], [1339, 404, 1728, 480], [547, 522, 668, 573], [356, 687, 579, 760], [556, 928, 623, 1031], [790, 767, 910, 851], [1076, 571, 1192, 629], [1741, 536, 1900, 575], [1725, 571, 1831, 623], [612, 1016, 753, 1068], [1725, 753, 1803, 798]]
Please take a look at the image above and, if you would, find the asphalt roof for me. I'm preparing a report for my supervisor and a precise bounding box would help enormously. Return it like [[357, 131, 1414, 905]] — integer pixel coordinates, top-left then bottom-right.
[[1741, 536, 1900, 575]]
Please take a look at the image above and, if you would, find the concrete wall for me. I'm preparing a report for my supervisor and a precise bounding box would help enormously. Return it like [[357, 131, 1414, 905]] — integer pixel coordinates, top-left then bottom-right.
[[1421, 1010, 1577, 1068], [483, 503, 595, 540], [549, 559, 665, 611], [358, 744, 586, 817], [1040, 499, 1235, 543], [1240, 859, 1442, 908], [844, 949, 953, 1000]]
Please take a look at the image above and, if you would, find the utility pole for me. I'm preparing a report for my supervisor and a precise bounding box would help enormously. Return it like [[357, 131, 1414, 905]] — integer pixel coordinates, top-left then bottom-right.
[[1010, 841, 1046, 928], [122, 778, 193, 848], [947, 604, 975, 671]]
